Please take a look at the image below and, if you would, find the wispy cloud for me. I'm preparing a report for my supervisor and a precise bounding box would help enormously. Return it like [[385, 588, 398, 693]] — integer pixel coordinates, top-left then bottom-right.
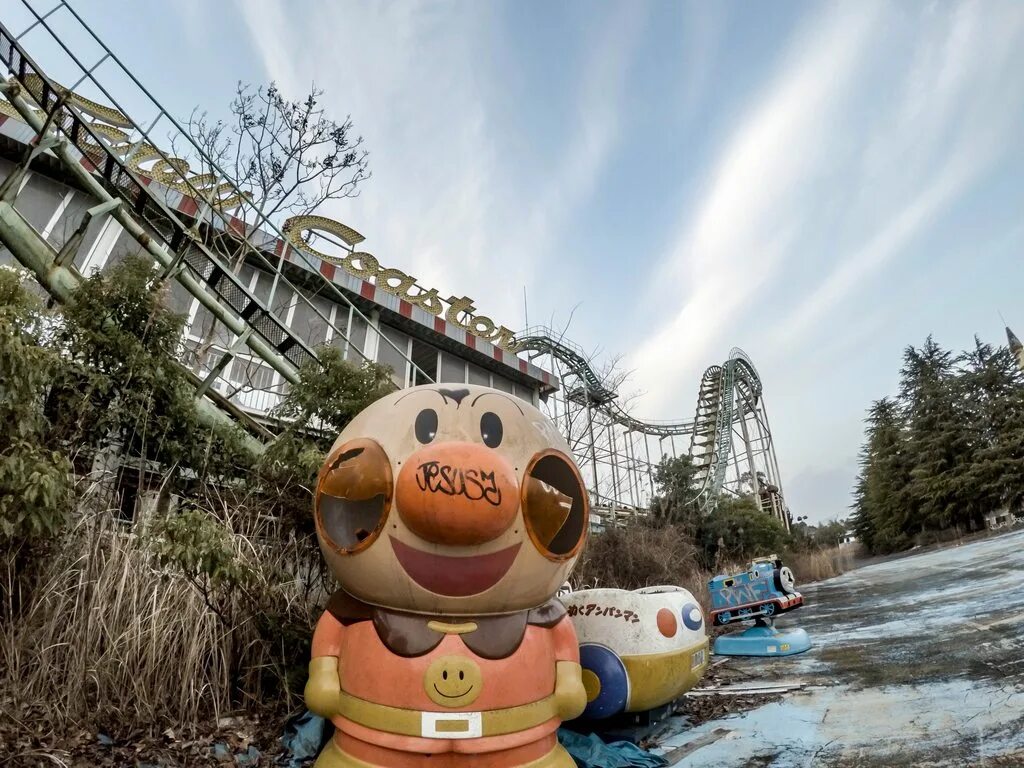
[[626, 2, 883, 416], [773, 1, 1024, 349], [224, 0, 1024, 525], [234, 0, 644, 330]]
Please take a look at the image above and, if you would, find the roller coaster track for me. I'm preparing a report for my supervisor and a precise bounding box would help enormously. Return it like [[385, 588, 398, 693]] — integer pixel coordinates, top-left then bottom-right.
[[0, 3, 787, 522], [515, 328, 768, 510]]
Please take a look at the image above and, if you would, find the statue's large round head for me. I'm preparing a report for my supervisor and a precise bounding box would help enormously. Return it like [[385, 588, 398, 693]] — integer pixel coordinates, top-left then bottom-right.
[[314, 384, 589, 615]]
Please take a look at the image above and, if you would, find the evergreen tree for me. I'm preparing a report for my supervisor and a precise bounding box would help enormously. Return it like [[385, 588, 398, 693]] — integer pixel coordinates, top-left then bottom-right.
[[898, 337, 970, 535], [850, 470, 871, 549], [851, 397, 912, 553], [695, 494, 789, 568], [851, 332, 1024, 555], [649, 454, 702, 533], [959, 338, 1024, 517]]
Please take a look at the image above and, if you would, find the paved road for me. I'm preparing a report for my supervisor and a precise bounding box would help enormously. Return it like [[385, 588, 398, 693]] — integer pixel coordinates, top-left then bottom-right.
[[654, 530, 1024, 767]]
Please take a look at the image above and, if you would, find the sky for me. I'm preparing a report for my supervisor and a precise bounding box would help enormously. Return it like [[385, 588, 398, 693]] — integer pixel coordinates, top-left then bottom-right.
[[9, 0, 1024, 523]]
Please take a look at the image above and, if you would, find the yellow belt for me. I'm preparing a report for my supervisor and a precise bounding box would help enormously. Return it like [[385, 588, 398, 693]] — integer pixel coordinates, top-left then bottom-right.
[[337, 690, 558, 740]]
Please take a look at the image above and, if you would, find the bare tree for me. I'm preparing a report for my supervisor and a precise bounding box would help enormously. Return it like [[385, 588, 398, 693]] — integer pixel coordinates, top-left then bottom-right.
[[186, 81, 370, 225], [173, 82, 370, 378], [558, 353, 640, 453]]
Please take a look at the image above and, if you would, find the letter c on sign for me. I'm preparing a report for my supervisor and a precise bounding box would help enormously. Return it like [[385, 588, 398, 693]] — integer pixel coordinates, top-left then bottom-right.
[[282, 215, 367, 265]]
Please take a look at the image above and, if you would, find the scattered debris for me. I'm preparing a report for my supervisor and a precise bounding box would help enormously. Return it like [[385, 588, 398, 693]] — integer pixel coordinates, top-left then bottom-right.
[[672, 691, 783, 726], [0, 700, 299, 767]]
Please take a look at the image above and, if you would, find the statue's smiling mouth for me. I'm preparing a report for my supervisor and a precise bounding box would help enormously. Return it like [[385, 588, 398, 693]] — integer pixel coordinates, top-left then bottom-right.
[[433, 684, 474, 699], [389, 537, 521, 596]]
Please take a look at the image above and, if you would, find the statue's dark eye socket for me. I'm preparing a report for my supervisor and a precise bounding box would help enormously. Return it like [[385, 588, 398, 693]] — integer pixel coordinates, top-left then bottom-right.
[[480, 412, 502, 448], [415, 409, 438, 444]]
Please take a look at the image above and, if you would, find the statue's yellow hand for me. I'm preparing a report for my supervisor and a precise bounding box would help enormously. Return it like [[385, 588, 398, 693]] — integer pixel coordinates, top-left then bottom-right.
[[305, 656, 342, 718], [554, 661, 587, 721]]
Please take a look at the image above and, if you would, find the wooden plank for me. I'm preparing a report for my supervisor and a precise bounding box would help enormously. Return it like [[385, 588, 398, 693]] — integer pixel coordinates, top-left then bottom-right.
[[660, 728, 732, 763], [688, 682, 805, 696], [696, 684, 806, 696]]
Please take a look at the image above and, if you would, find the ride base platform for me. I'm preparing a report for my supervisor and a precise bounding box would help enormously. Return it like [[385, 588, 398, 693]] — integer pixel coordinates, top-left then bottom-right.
[[713, 620, 811, 657]]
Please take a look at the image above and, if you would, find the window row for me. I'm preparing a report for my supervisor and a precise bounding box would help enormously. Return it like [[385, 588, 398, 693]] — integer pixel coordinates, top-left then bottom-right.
[[178, 265, 538, 407], [181, 265, 369, 364], [0, 165, 541, 410]]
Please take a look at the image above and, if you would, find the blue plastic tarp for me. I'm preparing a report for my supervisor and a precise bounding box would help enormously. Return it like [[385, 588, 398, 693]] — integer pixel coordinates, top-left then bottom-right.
[[558, 729, 668, 768], [280, 711, 330, 767]]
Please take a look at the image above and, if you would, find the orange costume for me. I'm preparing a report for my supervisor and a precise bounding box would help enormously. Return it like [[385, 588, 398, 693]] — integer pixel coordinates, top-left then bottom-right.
[[306, 385, 590, 767]]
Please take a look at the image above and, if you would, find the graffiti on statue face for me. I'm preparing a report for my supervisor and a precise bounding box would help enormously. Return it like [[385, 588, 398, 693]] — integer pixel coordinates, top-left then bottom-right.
[[415, 462, 502, 506], [566, 604, 640, 623]]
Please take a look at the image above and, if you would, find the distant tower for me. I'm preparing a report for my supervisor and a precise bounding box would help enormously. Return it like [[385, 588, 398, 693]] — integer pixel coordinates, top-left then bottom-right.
[[1008, 327, 1024, 373]]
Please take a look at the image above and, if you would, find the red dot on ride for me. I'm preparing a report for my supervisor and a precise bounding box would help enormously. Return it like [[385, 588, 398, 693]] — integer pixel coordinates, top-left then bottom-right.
[[656, 607, 677, 637]]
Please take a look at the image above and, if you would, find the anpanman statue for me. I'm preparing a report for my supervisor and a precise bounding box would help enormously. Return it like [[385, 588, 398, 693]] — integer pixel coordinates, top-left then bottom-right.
[[306, 384, 590, 767]]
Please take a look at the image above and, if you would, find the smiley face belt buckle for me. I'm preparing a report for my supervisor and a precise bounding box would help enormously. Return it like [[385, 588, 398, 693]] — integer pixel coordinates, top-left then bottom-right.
[[420, 711, 483, 739]]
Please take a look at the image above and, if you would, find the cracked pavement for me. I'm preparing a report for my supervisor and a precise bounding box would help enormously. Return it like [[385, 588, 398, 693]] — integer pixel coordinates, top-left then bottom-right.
[[652, 529, 1024, 767]]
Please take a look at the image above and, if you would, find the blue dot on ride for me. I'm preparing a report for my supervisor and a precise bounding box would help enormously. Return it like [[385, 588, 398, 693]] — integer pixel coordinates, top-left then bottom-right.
[[681, 601, 703, 631]]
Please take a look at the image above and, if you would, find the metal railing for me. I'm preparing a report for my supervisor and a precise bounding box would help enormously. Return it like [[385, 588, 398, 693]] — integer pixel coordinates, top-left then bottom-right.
[[1, 1, 433, 393]]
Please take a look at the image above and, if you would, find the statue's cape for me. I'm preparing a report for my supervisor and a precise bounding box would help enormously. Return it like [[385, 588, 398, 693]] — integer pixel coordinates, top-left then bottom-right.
[[326, 589, 566, 660]]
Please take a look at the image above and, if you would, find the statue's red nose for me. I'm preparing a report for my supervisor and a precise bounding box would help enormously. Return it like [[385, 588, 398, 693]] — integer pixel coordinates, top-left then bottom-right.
[[395, 442, 519, 546]]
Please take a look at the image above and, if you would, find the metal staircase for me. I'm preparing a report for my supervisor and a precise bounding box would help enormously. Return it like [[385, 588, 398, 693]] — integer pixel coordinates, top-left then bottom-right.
[[0, 1, 429, 415]]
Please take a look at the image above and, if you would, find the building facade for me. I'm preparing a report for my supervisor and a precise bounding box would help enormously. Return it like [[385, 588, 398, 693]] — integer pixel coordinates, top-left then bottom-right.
[[0, 112, 555, 418]]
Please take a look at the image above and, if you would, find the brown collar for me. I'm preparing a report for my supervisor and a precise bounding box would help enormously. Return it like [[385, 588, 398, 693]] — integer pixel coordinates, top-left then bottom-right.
[[325, 590, 566, 660]]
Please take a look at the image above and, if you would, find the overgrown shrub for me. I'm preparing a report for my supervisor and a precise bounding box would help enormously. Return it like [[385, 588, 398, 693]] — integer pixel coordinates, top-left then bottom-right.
[[256, 345, 395, 533], [0, 255, 395, 734], [1, 504, 328, 732], [49, 256, 253, 484], [0, 268, 72, 547], [694, 495, 792, 570]]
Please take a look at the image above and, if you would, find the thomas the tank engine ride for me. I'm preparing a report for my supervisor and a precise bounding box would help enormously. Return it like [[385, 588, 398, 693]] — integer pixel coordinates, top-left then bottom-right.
[[709, 555, 811, 657], [708, 554, 803, 626]]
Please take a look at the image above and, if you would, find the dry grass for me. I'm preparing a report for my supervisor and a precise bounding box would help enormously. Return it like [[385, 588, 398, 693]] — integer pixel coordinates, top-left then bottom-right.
[[572, 525, 714, 610], [0, 490, 326, 735], [787, 545, 855, 584], [572, 527, 855, 615], [3, 512, 226, 730], [1, 498, 856, 737]]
